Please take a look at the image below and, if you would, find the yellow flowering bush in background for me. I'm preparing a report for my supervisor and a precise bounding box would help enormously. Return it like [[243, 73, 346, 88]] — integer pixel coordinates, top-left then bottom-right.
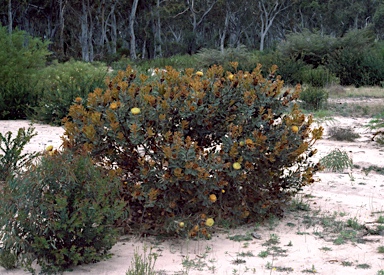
[[62, 63, 323, 236]]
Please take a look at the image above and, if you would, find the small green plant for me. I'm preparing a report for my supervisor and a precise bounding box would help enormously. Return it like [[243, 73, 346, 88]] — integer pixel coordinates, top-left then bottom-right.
[[320, 148, 353, 172], [263, 234, 280, 246], [237, 251, 254, 257], [333, 230, 358, 245], [328, 126, 360, 141], [378, 216, 384, 224], [341, 261, 353, 266], [356, 263, 371, 269], [126, 246, 158, 275], [300, 86, 328, 110], [258, 250, 269, 258], [346, 217, 362, 230], [378, 246, 384, 253], [378, 270, 384, 275], [302, 264, 317, 273], [0, 249, 17, 270], [0, 127, 39, 181], [228, 234, 253, 242], [0, 151, 126, 273], [319, 246, 332, 251], [363, 165, 384, 176], [290, 197, 311, 211]]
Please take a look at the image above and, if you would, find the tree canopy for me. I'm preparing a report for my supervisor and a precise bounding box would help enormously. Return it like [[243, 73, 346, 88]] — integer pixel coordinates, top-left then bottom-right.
[[1, 0, 382, 62]]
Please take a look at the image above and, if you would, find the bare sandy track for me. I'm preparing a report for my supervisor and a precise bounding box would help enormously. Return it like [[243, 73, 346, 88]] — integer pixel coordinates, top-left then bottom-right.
[[0, 118, 384, 275]]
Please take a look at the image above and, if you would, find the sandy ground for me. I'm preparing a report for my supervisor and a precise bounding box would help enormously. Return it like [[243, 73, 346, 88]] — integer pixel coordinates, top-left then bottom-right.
[[0, 116, 383, 275]]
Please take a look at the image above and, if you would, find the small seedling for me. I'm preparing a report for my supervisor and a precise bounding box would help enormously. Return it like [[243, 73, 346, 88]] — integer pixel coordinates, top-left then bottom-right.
[[320, 148, 353, 173], [237, 251, 254, 257], [356, 263, 371, 269], [319, 246, 332, 251], [302, 264, 317, 273], [262, 234, 280, 246], [341, 261, 353, 266], [228, 234, 253, 242], [378, 246, 384, 253], [258, 250, 269, 258]]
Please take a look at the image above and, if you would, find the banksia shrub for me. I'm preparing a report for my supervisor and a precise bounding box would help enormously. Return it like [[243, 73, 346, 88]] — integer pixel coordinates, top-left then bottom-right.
[[62, 63, 323, 235]]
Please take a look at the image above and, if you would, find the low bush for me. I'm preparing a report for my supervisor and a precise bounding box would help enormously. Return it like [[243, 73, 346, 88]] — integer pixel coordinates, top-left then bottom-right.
[[301, 66, 338, 87], [0, 151, 126, 273], [328, 127, 360, 142], [299, 86, 328, 111], [0, 127, 39, 181], [62, 63, 323, 236], [33, 60, 109, 125], [256, 51, 308, 85], [320, 149, 353, 173], [195, 46, 257, 72], [0, 25, 50, 119]]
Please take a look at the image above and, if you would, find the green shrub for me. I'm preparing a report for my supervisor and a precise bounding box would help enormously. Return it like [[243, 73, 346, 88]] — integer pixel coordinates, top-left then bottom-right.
[[0, 127, 39, 181], [0, 151, 126, 273], [0, 25, 50, 119], [195, 46, 257, 72], [33, 60, 109, 125], [320, 149, 353, 173], [0, 249, 17, 270], [277, 30, 337, 68], [62, 63, 323, 236], [301, 66, 338, 87], [299, 86, 328, 111], [257, 51, 309, 85], [328, 127, 360, 142], [328, 28, 384, 87]]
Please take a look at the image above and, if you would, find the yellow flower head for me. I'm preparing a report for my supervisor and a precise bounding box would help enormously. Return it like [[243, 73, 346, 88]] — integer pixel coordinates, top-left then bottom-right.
[[45, 145, 53, 152], [196, 71, 204, 77], [209, 194, 217, 203], [131, 107, 141, 115], [205, 218, 214, 227], [233, 162, 241, 170], [110, 102, 119, 110], [291, 125, 299, 133]]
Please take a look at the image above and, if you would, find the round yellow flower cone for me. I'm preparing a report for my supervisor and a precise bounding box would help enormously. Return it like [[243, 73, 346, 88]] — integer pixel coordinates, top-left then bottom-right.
[[131, 107, 141, 115], [291, 125, 299, 133], [209, 194, 217, 203], [233, 162, 241, 170], [205, 218, 214, 227]]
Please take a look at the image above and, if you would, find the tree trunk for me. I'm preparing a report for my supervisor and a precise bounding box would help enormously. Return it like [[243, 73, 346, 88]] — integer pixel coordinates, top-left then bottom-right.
[[129, 0, 139, 60], [258, 0, 289, 51], [220, 11, 229, 53], [8, 0, 12, 34], [110, 4, 117, 55], [80, 0, 89, 61], [59, 0, 66, 58], [152, 0, 162, 58]]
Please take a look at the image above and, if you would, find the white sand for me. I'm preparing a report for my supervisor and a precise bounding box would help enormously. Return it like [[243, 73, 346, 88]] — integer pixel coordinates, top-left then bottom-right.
[[0, 117, 383, 275]]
